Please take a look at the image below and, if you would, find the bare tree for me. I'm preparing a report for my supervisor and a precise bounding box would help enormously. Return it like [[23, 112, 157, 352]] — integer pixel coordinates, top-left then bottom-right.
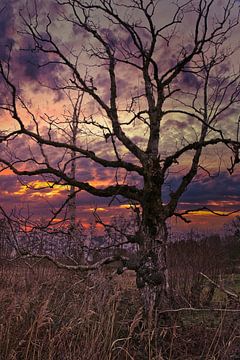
[[0, 0, 240, 320], [62, 90, 86, 259], [63, 91, 84, 229]]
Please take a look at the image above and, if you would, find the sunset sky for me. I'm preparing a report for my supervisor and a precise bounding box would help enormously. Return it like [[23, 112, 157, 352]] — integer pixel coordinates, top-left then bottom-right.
[[0, 0, 240, 233]]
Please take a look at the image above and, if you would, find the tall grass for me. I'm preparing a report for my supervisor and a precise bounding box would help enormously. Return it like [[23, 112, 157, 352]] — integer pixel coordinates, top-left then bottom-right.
[[0, 234, 240, 360], [0, 262, 136, 360]]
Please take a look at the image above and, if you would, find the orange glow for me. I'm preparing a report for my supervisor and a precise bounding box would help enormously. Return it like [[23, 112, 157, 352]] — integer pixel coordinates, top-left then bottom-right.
[[88, 207, 106, 212], [51, 218, 63, 223], [187, 210, 236, 216], [82, 222, 104, 229], [119, 204, 140, 209], [89, 179, 112, 187], [0, 168, 13, 176], [12, 180, 69, 198], [189, 210, 218, 216]]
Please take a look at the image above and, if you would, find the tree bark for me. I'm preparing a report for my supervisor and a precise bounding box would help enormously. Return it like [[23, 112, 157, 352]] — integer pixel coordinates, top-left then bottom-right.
[[136, 163, 170, 321], [136, 223, 169, 317]]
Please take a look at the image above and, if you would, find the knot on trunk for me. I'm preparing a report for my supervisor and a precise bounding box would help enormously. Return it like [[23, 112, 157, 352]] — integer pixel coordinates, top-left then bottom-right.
[[136, 251, 164, 288], [117, 254, 140, 273]]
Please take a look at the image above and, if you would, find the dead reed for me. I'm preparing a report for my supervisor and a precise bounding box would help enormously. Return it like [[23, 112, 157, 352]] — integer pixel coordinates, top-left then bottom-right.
[[0, 235, 240, 360]]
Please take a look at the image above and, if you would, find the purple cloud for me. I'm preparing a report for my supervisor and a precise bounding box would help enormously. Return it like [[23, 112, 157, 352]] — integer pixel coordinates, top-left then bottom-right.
[[0, 2, 15, 61], [164, 171, 240, 211]]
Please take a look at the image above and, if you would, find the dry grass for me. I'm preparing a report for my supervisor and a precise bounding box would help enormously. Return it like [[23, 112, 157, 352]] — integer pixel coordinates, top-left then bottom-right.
[[0, 256, 240, 360], [0, 262, 136, 360]]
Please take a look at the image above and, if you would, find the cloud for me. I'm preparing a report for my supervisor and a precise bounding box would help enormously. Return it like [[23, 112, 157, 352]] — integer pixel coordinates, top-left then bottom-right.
[[0, 1, 65, 98], [181, 70, 201, 89], [0, 2, 15, 61], [15, 42, 63, 90], [165, 171, 240, 211]]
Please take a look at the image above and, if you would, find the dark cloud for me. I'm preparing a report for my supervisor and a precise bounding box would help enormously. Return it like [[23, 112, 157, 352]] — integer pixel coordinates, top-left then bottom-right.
[[164, 172, 240, 210], [0, 175, 19, 193], [165, 119, 188, 130], [15, 43, 62, 89], [0, 2, 65, 96], [17, 47, 43, 81], [0, 2, 15, 61], [184, 173, 240, 204], [100, 28, 118, 49], [181, 71, 201, 89]]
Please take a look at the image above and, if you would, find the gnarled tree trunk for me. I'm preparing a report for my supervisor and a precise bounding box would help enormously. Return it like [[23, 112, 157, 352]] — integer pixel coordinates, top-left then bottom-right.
[[136, 167, 170, 321], [136, 222, 169, 318]]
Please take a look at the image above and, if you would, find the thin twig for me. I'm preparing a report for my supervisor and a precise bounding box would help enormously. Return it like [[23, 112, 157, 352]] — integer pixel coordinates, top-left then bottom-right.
[[200, 272, 239, 300]]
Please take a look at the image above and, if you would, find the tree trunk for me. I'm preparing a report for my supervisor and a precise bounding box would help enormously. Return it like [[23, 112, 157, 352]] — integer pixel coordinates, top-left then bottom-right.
[[136, 166, 170, 321], [135, 205, 170, 357], [136, 222, 169, 318]]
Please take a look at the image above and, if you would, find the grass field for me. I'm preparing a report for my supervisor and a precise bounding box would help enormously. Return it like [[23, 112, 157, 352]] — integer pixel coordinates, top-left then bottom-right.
[[0, 255, 240, 360]]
